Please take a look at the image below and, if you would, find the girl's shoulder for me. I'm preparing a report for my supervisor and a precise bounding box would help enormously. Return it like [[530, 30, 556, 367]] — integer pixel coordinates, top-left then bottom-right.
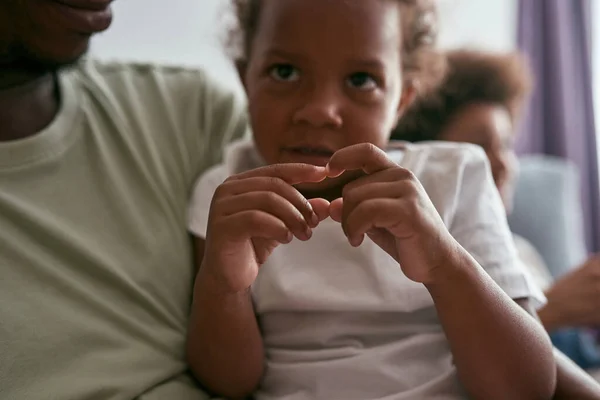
[[388, 140, 496, 228], [387, 140, 490, 182]]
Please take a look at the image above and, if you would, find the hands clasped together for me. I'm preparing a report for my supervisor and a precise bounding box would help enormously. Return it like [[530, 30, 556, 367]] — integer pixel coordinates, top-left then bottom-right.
[[202, 143, 457, 293]]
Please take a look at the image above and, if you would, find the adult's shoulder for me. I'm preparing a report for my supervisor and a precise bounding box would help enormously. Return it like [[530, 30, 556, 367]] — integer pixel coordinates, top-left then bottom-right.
[[66, 58, 245, 116], [63, 59, 249, 182]]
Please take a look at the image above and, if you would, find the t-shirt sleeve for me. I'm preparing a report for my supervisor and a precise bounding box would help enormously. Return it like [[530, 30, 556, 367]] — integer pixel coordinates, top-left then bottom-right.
[[193, 74, 249, 184], [188, 166, 228, 239], [448, 146, 546, 308]]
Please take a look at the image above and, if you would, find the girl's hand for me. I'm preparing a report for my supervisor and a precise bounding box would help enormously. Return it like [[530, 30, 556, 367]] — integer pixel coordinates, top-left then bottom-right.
[[203, 164, 329, 293], [327, 143, 456, 285]]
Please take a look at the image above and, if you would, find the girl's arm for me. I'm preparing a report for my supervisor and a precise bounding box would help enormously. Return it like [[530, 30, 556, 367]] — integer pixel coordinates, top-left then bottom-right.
[[326, 144, 557, 399], [424, 243, 556, 400], [186, 164, 327, 398], [187, 237, 264, 399], [552, 347, 600, 399], [518, 298, 600, 400]]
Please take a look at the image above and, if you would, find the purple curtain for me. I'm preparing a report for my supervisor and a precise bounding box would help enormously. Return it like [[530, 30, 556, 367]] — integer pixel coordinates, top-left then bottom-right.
[[517, 0, 600, 253]]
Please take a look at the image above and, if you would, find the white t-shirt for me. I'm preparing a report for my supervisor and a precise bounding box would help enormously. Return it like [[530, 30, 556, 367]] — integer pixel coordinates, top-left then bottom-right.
[[513, 234, 554, 292], [189, 139, 545, 400]]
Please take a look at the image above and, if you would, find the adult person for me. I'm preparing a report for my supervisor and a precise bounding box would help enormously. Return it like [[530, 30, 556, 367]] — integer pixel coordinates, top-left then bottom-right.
[[0, 1, 252, 399], [392, 48, 600, 387], [0, 1, 598, 398]]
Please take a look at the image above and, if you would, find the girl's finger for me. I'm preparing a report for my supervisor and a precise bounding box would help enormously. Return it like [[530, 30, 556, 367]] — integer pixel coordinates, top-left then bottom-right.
[[216, 191, 313, 241], [341, 167, 414, 195], [229, 163, 327, 185], [329, 198, 344, 223], [215, 210, 293, 245], [219, 177, 319, 227], [342, 181, 413, 222], [326, 143, 397, 177], [343, 198, 404, 244], [308, 198, 331, 222]]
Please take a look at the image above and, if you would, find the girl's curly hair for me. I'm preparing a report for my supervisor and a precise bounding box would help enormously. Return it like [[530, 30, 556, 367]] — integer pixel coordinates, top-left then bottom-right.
[[392, 49, 534, 142], [228, 0, 446, 94]]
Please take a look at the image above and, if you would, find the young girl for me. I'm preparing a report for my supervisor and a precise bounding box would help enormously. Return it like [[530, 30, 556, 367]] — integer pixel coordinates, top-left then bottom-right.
[[187, 0, 556, 399]]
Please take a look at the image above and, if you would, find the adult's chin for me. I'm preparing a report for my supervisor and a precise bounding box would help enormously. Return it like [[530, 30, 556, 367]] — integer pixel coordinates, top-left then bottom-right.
[[10, 0, 113, 66], [19, 33, 93, 68]]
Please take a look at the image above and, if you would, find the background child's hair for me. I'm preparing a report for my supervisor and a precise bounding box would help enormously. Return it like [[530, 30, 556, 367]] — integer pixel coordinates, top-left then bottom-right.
[[392, 49, 534, 142], [228, 0, 446, 95]]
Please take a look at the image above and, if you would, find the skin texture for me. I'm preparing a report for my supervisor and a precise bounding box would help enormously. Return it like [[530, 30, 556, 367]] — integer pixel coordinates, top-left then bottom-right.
[[188, 1, 557, 398], [440, 103, 600, 336], [0, 0, 113, 141]]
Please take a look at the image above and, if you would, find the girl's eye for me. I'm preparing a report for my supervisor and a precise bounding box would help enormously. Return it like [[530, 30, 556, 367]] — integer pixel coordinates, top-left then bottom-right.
[[269, 64, 300, 82], [347, 72, 378, 90]]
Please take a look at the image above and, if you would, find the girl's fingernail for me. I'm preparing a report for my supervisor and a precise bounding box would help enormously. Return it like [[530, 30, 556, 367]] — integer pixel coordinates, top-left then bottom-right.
[[326, 166, 343, 178], [350, 235, 363, 247], [310, 213, 319, 226], [304, 226, 313, 240]]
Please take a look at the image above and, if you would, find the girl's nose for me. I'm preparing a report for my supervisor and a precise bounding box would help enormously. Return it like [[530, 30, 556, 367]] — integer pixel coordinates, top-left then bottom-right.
[[292, 88, 343, 129]]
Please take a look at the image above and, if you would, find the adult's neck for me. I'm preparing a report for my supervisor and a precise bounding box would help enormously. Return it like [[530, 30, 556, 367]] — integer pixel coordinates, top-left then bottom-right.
[[0, 65, 60, 142]]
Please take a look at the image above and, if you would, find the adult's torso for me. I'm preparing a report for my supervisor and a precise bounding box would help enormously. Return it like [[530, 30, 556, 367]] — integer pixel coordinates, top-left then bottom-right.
[[0, 60, 245, 400]]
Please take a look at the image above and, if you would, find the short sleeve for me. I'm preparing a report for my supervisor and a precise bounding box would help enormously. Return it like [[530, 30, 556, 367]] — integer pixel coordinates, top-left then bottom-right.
[[188, 165, 229, 238], [188, 140, 265, 239], [195, 74, 249, 182], [513, 235, 554, 293], [449, 147, 546, 308]]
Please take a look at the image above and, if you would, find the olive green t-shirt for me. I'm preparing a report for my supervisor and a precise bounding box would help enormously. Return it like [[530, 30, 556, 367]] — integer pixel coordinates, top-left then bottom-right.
[[0, 60, 247, 399]]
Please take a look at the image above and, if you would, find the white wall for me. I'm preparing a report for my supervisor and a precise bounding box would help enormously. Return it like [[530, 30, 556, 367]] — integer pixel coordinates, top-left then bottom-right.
[[91, 0, 238, 85], [91, 0, 518, 91], [437, 0, 517, 51]]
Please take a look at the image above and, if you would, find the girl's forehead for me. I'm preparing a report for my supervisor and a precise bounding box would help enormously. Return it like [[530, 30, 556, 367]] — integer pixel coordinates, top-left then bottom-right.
[[253, 0, 404, 55]]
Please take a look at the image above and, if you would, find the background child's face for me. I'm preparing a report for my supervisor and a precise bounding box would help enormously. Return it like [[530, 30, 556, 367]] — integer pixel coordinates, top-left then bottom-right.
[[241, 0, 409, 191], [439, 103, 519, 212]]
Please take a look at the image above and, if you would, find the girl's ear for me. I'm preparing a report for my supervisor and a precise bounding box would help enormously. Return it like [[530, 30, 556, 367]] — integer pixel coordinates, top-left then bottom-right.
[[393, 79, 418, 127], [399, 79, 418, 112], [236, 60, 249, 92]]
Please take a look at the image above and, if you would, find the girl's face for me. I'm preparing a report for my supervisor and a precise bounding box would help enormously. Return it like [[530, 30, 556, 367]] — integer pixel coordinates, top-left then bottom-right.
[[240, 0, 413, 192], [439, 103, 519, 212]]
